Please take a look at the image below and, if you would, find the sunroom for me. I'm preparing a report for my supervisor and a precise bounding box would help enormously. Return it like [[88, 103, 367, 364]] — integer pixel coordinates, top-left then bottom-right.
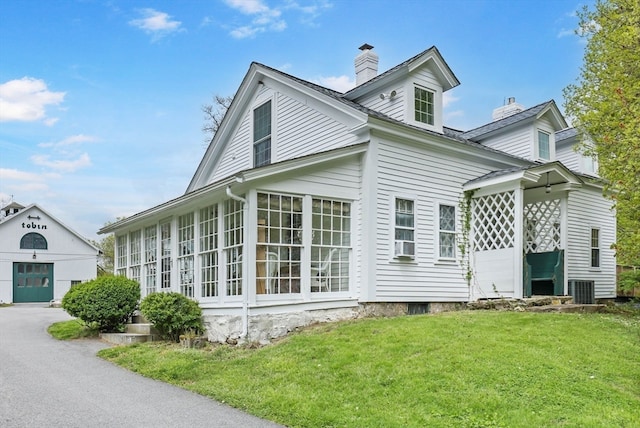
[[463, 162, 583, 300], [103, 146, 364, 317]]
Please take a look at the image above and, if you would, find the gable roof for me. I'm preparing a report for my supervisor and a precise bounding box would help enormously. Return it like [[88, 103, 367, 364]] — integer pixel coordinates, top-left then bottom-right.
[[462, 100, 567, 141], [0, 203, 100, 252], [343, 46, 460, 100]]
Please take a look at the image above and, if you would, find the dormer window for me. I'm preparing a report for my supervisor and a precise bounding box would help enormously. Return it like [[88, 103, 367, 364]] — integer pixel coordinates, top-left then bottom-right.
[[537, 130, 551, 160], [253, 100, 272, 167], [414, 86, 434, 126]]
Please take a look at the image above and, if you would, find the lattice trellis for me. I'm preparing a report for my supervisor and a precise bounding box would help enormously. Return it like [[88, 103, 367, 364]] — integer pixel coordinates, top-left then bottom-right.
[[524, 199, 561, 253], [473, 191, 516, 251]]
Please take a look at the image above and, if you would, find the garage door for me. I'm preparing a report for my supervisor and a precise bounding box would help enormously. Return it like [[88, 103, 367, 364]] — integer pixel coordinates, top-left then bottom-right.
[[13, 263, 54, 303]]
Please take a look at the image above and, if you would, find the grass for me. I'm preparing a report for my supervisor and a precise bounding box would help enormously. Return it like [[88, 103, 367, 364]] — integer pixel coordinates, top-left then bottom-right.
[[97, 311, 640, 427], [48, 319, 99, 340]]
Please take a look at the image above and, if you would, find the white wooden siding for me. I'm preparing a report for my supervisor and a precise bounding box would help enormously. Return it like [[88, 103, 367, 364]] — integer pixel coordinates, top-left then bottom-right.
[[210, 92, 360, 184], [275, 92, 358, 160], [357, 85, 405, 122], [373, 138, 499, 302], [556, 144, 580, 171], [210, 111, 252, 183], [566, 187, 616, 298], [480, 124, 532, 160]]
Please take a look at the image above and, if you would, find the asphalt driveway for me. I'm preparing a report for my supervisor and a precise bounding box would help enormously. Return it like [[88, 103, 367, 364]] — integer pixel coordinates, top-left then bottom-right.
[[0, 304, 283, 428]]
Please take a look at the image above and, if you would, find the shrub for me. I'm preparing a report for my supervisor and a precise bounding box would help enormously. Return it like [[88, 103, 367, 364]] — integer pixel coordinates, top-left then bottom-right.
[[61, 276, 140, 332], [618, 270, 640, 295], [140, 292, 204, 342]]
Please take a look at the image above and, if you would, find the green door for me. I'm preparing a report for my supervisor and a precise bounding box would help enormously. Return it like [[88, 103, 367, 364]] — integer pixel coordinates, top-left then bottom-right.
[[13, 263, 54, 303]]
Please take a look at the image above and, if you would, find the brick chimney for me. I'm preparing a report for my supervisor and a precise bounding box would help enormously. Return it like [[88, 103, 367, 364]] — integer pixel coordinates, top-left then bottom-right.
[[355, 43, 379, 86]]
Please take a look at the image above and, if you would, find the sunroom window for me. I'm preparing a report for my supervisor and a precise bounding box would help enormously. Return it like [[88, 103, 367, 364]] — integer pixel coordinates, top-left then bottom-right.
[[225, 199, 244, 296], [199, 204, 218, 298], [311, 198, 351, 292], [143, 225, 157, 296], [116, 235, 127, 276], [129, 230, 142, 284], [160, 221, 172, 290], [256, 193, 303, 294], [178, 213, 194, 298]]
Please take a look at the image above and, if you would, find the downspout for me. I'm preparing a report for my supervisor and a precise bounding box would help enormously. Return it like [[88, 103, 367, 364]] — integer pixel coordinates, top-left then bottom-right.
[[225, 185, 249, 339]]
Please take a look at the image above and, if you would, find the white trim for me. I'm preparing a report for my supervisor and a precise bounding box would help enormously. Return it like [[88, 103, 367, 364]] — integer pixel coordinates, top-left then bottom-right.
[[389, 194, 417, 262], [434, 201, 457, 262]]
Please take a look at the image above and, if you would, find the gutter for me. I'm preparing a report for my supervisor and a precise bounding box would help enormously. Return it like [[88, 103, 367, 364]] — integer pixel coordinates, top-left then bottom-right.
[[225, 182, 249, 340]]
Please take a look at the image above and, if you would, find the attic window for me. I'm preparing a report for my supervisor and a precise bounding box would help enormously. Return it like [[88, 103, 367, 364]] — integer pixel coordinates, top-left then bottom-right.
[[538, 131, 550, 160], [253, 100, 272, 167], [414, 86, 434, 125]]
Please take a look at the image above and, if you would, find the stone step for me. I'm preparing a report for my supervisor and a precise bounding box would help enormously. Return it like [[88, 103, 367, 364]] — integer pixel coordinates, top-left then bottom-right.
[[100, 332, 160, 345], [125, 323, 158, 335], [526, 304, 606, 313]]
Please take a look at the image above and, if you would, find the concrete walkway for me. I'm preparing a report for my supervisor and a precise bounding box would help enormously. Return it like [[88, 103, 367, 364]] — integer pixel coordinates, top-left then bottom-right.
[[0, 304, 283, 428]]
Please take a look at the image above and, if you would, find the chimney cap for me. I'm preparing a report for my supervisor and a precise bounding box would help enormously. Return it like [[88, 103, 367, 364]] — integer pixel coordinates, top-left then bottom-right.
[[359, 43, 374, 51]]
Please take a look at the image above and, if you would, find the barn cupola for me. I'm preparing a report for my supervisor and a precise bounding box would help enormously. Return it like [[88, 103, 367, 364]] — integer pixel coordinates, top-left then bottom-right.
[[355, 43, 379, 86]]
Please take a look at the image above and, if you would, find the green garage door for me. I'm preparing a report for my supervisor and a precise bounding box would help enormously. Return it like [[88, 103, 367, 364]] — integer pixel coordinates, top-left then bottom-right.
[[13, 263, 54, 303]]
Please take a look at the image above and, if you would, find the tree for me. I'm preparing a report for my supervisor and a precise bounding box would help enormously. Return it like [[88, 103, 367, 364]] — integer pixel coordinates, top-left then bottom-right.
[[202, 94, 233, 146], [563, 0, 640, 266], [90, 218, 125, 275]]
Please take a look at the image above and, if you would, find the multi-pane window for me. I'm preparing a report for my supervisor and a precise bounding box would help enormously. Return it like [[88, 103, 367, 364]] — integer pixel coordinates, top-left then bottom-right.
[[591, 228, 600, 268], [144, 225, 157, 296], [394, 198, 415, 258], [538, 131, 550, 160], [129, 230, 141, 283], [178, 213, 194, 298], [116, 235, 127, 276], [160, 221, 172, 290], [199, 205, 218, 298], [20, 233, 48, 249], [414, 86, 434, 125], [253, 100, 272, 167], [225, 199, 244, 296], [439, 205, 456, 259], [257, 193, 303, 294], [311, 198, 351, 292]]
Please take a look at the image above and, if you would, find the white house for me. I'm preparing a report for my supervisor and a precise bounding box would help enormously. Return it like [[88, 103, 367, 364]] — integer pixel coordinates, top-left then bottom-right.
[[100, 45, 616, 342], [0, 202, 99, 303]]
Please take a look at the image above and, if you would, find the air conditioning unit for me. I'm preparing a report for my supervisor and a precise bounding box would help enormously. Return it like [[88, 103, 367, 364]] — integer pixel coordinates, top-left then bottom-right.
[[568, 280, 595, 304], [395, 240, 415, 258]]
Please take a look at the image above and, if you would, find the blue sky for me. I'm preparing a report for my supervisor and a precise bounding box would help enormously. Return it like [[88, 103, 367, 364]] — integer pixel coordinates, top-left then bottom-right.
[[0, 0, 591, 241]]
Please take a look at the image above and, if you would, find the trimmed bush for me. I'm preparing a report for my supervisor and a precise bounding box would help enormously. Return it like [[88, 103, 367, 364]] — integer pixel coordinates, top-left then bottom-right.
[[61, 276, 140, 332], [140, 292, 204, 342]]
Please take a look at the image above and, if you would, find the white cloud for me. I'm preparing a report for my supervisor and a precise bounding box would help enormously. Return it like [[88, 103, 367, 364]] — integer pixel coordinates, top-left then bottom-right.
[[315, 75, 355, 93], [38, 134, 97, 149], [0, 77, 65, 124], [31, 153, 92, 173], [225, 0, 311, 39], [443, 92, 459, 108], [129, 8, 182, 41], [557, 28, 575, 38]]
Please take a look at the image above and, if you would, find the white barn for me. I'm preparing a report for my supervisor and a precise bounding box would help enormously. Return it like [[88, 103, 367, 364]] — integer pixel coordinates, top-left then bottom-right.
[[0, 202, 99, 304], [100, 45, 616, 342]]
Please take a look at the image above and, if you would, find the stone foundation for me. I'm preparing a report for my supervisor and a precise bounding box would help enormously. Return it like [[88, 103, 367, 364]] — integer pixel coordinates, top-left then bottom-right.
[[203, 301, 466, 344]]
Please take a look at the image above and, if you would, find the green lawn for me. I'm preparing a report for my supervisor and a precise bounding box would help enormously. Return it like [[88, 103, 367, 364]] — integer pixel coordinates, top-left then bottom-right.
[[98, 311, 640, 428]]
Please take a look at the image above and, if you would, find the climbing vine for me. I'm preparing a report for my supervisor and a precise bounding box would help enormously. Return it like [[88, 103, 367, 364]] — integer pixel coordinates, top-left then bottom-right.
[[458, 189, 475, 286]]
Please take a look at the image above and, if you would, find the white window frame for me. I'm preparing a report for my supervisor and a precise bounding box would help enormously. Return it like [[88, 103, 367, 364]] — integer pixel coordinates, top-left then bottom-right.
[[537, 130, 551, 160], [437, 203, 456, 261], [252, 98, 274, 168], [392, 196, 416, 260], [590, 227, 600, 269]]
